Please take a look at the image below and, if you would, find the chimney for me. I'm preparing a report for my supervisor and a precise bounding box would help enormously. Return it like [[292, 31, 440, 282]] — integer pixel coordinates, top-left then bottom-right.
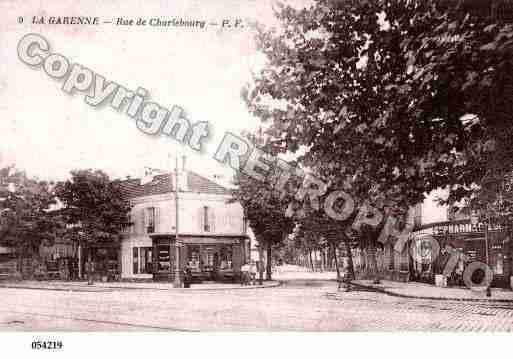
[[177, 156, 189, 191]]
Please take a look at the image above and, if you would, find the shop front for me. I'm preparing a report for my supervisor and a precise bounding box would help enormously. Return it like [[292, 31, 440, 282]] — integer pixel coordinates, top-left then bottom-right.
[[150, 234, 248, 283], [0, 246, 17, 279], [411, 223, 513, 288], [81, 243, 121, 281]]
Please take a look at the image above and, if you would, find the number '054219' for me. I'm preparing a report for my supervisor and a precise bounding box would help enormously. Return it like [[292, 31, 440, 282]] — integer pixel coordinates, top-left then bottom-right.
[[31, 341, 63, 350]]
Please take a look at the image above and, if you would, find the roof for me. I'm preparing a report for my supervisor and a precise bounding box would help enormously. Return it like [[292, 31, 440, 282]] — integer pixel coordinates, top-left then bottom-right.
[[116, 171, 231, 200]]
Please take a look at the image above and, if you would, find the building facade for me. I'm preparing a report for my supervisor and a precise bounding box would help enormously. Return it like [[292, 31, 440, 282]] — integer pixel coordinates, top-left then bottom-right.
[[409, 193, 513, 288], [411, 219, 512, 288], [118, 170, 249, 282]]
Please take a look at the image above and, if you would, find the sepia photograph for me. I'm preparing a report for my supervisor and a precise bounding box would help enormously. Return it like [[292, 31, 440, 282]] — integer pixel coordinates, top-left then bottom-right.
[[1, 0, 513, 356]]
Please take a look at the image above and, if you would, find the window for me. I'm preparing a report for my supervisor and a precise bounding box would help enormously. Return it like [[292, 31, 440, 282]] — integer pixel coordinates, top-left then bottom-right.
[[125, 213, 134, 233], [157, 245, 170, 272], [243, 216, 248, 233], [203, 206, 210, 232], [187, 245, 200, 271], [204, 247, 214, 269], [133, 247, 139, 274], [219, 245, 233, 270], [146, 207, 156, 233], [133, 247, 153, 274], [198, 206, 215, 232], [495, 255, 504, 275], [387, 244, 394, 271]]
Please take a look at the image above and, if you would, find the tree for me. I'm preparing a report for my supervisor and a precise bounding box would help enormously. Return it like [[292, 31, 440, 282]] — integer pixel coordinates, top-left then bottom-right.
[[0, 166, 59, 275], [55, 169, 131, 270], [231, 133, 295, 282], [292, 201, 358, 280], [245, 0, 513, 209], [243, 0, 513, 283]]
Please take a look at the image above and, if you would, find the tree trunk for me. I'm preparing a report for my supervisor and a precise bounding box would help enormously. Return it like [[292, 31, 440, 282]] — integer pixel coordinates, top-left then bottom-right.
[[258, 244, 264, 285], [367, 243, 381, 284], [17, 245, 23, 279], [308, 250, 315, 272], [333, 244, 341, 281], [343, 239, 355, 281], [266, 243, 272, 281], [87, 249, 94, 285], [78, 244, 82, 279]]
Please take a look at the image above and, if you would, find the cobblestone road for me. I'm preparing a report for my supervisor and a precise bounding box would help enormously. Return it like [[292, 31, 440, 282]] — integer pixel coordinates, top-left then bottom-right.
[[1, 278, 512, 331]]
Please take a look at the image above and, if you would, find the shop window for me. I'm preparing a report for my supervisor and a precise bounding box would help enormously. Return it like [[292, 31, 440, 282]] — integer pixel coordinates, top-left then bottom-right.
[[204, 247, 214, 270], [133, 247, 153, 274], [187, 246, 200, 271], [219, 245, 233, 270], [495, 255, 504, 275], [157, 245, 170, 272], [133, 247, 139, 274]]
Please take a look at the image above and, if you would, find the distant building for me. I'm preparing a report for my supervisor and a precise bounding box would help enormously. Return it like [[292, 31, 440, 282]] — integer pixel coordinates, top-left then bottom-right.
[[410, 195, 512, 288]]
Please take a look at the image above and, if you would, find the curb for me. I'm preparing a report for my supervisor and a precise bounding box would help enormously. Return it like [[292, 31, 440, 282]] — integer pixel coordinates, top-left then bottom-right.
[[0, 281, 281, 293], [0, 284, 113, 293], [348, 281, 513, 303]]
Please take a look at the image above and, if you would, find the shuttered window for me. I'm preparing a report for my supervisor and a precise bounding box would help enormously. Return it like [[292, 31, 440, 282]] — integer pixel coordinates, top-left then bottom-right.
[[203, 206, 210, 232], [143, 207, 159, 233], [133, 247, 139, 274]]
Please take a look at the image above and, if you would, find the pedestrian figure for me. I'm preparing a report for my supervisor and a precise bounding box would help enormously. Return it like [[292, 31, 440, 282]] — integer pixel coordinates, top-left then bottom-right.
[[240, 263, 251, 286], [183, 266, 192, 288], [249, 261, 257, 285], [86, 260, 95, 285]]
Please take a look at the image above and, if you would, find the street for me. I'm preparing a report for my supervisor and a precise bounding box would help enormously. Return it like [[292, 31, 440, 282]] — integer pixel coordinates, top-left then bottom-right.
[[2, 273, 513, 331]]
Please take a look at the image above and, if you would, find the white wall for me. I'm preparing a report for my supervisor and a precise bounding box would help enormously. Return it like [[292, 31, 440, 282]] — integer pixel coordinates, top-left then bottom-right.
[[421, 189, 450, 224], [127, 192, 245, 235]]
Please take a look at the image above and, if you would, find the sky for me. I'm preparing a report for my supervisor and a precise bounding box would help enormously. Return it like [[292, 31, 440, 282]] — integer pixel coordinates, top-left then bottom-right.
[[0, 0, 300, 184], [0, 0, 448, 223]]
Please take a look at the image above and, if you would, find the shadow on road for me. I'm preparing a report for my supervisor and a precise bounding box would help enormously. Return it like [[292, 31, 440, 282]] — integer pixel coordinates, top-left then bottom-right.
[[279, 279, 335, 288]]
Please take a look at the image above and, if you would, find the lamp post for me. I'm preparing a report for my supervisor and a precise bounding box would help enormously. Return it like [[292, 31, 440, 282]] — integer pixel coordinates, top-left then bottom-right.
[[172, 154, 182, 288]]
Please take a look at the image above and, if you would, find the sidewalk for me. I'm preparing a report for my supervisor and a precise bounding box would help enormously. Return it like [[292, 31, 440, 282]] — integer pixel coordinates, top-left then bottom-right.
[[351, 279, 513, 302], [0, 279, 280, 292]]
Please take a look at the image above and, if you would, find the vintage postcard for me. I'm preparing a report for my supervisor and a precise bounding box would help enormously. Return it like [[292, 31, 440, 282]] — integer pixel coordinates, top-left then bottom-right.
[[1, 0, 513, 356]]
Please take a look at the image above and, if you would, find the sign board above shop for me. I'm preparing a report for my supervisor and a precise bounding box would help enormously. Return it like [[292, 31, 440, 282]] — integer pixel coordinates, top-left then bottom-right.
[[180, 237, 242, 245], [152, 235, 244, 246]]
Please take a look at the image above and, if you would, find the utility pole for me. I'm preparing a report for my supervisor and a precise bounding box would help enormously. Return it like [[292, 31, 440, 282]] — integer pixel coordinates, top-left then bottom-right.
[[485, 206, 491, 297], [485, 0, 497, 298], [173, 154, 181, 287]]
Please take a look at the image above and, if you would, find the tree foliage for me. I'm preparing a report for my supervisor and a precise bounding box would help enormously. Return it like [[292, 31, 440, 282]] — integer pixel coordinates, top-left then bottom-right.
[[55, 169, 132, 245], [0, 166, 59, 256], [230, 132, 296, 279], [245, 0, 513, 209]]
